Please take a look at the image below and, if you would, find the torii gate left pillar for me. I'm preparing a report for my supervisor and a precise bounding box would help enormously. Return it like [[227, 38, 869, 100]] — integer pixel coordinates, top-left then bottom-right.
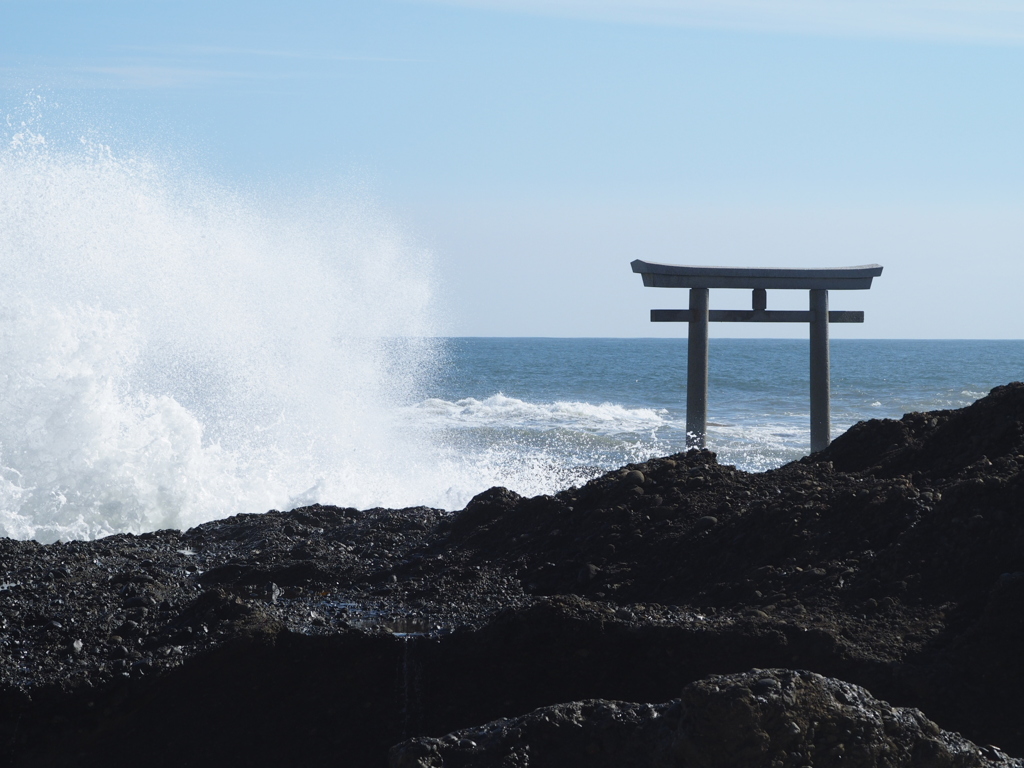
[[632, 261, 883, 454]]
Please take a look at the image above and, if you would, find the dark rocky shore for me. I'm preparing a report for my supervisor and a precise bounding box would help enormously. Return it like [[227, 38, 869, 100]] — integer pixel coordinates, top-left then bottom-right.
[[4, 383, 1024, 767]]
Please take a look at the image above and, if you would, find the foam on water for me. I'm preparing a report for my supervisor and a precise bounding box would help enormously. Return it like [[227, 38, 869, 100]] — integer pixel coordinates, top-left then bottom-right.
[[408, 394, 670, 432], [401, 394, 677, 505]]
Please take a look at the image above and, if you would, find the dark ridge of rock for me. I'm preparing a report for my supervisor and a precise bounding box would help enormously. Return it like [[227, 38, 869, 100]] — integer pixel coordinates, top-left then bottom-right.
[[814, 381, 1024, 478], [391, 669, 1021, 768], [443, 437, 1024, 614], [2, 384, 1024, 766]]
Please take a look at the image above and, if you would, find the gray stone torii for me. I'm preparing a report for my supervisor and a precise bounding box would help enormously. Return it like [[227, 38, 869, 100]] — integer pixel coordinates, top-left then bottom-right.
[[631, 261, 883, 454]]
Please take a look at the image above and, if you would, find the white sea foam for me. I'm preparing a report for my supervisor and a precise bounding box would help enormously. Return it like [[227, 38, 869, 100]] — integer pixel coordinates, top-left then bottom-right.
[[0, 122, 452, 541], [408, 394, 671, 433], [397, 394, 678, 504], [706, 422, 810, 473]]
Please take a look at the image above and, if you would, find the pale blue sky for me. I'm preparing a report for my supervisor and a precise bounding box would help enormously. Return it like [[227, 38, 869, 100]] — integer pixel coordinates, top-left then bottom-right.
[[2, 1, 1023, 337]]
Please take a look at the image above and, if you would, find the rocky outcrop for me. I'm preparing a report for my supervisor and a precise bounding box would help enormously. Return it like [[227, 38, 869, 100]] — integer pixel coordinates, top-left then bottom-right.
[[391, 669, 1020, 768], [3, 384, 1024, 767]]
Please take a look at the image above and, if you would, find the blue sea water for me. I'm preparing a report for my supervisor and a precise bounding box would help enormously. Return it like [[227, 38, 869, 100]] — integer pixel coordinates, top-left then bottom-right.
[[421, 337, 1024, 477]]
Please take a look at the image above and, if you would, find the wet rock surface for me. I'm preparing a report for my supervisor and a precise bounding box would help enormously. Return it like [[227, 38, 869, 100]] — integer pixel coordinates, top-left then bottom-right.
[[3, 382, 1024, 767]]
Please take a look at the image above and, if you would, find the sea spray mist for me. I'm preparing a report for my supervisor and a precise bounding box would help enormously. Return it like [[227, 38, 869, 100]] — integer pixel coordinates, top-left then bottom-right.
[[0, 127, 444, 541]]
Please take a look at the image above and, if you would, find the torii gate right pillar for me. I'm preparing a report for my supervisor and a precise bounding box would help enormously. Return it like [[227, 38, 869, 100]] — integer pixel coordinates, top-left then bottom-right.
[[809, 289, 830, 453], [686, 287, 709, 448]]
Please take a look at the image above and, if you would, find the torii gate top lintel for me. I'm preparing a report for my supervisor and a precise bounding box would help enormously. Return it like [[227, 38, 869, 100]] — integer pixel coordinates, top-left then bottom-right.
[[631, 260, 883, 290]]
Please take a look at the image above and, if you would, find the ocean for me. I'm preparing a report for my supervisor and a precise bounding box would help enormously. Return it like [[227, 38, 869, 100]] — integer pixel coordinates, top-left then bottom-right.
[[423, 335, 1023, 484], [429, 335, 1024, 464], [2, 131, 1022, 542]]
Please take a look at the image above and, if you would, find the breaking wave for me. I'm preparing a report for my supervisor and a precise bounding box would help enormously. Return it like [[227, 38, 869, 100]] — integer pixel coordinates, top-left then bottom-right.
[[0, 122, 442, 541], [409, 394, 671, 432]]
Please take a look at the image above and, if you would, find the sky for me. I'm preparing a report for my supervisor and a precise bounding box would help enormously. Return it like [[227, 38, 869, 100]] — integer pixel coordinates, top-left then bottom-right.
[[1, 0, 1022, 338]]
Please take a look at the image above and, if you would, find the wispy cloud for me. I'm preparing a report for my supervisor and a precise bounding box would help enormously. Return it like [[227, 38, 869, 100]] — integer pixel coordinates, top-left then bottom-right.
[[417, 0, 1024, 43], [116, 45, 423, 64], [0, 45, 422, 91], [75, 65, 268, 89], [0, 61, 287, 91]]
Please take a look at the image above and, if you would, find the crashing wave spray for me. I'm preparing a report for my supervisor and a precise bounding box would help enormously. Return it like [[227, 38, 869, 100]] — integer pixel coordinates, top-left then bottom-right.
[[0, 122, 443, 542]]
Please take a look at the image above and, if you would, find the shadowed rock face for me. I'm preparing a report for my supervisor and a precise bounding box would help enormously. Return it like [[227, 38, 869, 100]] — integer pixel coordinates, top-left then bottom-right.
[[391, 669, 1020, 768], [2, 384, 1024, 767]]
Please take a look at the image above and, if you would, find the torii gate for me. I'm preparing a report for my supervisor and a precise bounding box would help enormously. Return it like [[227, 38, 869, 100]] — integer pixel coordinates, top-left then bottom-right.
[[631, 261, 883, 453]]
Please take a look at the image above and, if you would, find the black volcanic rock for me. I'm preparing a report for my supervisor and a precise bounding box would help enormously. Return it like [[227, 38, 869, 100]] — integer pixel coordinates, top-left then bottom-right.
[[816, 382, 1024, 478], [391, 669, 1021, 768], [2, 384, 1024, 766]]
